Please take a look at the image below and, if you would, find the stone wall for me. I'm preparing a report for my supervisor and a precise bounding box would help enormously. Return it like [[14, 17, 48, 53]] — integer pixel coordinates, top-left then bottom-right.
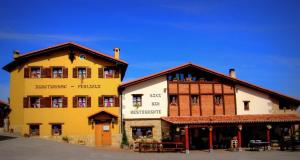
[[124, 119, 162, 144]]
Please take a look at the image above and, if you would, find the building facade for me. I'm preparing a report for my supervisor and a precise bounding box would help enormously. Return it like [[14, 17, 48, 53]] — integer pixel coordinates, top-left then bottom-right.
[[120, 63, 300, 151], [3, 42, 128, 147]]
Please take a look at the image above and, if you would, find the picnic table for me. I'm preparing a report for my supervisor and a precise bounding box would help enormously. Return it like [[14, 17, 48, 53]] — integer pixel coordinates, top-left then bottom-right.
[[249, 140, 270, 151], [134, 141, 184, 152]]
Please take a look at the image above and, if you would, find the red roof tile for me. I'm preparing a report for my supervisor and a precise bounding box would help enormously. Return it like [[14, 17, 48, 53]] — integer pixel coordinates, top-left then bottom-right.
[[162, 114, 300, 124], [119, 63, 300, 104]]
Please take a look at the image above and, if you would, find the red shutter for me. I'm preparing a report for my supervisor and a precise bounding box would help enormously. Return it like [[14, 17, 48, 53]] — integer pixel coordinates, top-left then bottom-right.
[[87, 96, 91, 107], [98, 68, 103, 78], [114, 68, 120, 78], [63, 97, 68, 108], [24, 68, 29, 78], [46, 68, 51, 78], [98, 96, 103, 107], [23, 97, 28, 108], [114, 96, 119, 107], [73, 97, 77, 108], [63, 68, 68, 78], [73, 68, 77, 78], [87, 68, 91, 78], [41, 68, 47, 78], [40, 97, 45, 108]]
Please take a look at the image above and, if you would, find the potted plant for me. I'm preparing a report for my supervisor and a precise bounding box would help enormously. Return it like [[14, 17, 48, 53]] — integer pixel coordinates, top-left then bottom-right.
[[62, 136, 69, 143], [121, 131, 129, 149]]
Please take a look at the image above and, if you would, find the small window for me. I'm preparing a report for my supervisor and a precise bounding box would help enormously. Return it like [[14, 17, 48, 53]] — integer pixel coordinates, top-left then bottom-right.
[[104, 96, 114, 107], [52, 97, 63, 108], [191, 95, 199, 104], [132, 95, 142, 108], [77, 96, 87, 108], [30, 97, 41, 108], [29, 124, 40, 136], [214, 95, 222, 105], [51, 124, 62, 136], [30, 67, 41, 78], [79, 54, 86, 60], [244, 101, 250, 111], [78, 68, 87, 78], [104, 67, 114, 78], [169, 95, 178, 106], [52, 67, 63, 78], [132, 127, 153, 140]]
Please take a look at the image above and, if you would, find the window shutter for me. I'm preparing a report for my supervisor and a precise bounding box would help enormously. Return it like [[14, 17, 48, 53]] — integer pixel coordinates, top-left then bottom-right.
[[73, 97, 77, 108], [98, 68, 103, 78], [114, 68, 120, 78], [63, 97, 68, 108], [87, 96, 91, 107], [24, 68, 30, 78], [46, 68, 51, 78], [63, 68, 68, 78], [98, 96, 103, 107], [87, 68, 91, 78], [40, 97, 45, 108], [73, 68, 77, 78], [41, 68, 47, 78], [46, 97, 51, 108], [23, 97, 28, 108], [114, 96, 119, 107]]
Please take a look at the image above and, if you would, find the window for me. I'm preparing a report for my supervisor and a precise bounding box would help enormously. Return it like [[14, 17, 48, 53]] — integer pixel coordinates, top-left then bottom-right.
[[104, 67, 114, 78], [30, 97, 41, 108], [52, 67, 63, 78], [104, 96, 114, 107], [169, 95, 178, 105], [78, 97, 87, 108], [78, 68, 87, 78], [29, 124, 40, 136], [79, 54, 86, 60], [244, 101, 250, 111], [30, 67, 41, 78], [132, 127, 153, 139], [191, 95, 199, 104], [52, 97, 63, 108], [214, 95, 222, 105], [51, 124, 62, 136], [132, 95, 142, 107]]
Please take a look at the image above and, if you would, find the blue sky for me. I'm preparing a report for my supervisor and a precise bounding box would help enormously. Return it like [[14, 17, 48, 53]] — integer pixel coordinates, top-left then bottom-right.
[[0, 0, 300, 102]]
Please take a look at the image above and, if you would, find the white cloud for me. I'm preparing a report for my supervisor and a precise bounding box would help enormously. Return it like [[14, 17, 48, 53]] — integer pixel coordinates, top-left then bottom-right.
[[0, 32, 128, 42]]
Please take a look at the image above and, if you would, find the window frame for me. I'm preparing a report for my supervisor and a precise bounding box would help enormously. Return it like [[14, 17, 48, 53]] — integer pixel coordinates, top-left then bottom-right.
[[132, 126, 153, 140], [103, 96, 114, 107], [29, 96, 41, 108], [243, 101, 250, 111], [191, 95, 199, 104], [29, 124, 40, 136], [169, 95, 178, 106], [77, 67, 87, 78], [132, 94, 142, 107], [51, 96, 63, 108], [104, 67, 114, 78], [51, 124, 62, 136], [30, 67, 42, 78], [214, 94, 223, 105], [77, 96, 87, 108], [52, 67, 63, 78]]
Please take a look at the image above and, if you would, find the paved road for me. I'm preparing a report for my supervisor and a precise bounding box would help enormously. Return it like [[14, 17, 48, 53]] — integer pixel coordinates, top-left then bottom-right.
[[0, 137, 300, 160]]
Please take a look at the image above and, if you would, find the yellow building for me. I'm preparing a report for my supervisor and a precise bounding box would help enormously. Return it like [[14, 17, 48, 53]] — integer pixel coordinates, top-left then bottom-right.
[[3, 42, 128, 147]]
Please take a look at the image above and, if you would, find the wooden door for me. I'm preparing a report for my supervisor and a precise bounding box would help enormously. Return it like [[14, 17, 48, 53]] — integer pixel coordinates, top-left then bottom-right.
[[95, 123, 112, 146]]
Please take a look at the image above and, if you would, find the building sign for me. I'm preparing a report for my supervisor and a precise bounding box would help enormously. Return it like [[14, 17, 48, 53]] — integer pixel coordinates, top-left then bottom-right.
[[129, 93, 162, 115], [34, 84, 101, 89]]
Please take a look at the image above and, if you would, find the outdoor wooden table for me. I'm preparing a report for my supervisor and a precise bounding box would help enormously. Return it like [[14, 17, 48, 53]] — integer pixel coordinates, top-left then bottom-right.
[[134, 141, 184, 152], [249, 142, 270, 151]]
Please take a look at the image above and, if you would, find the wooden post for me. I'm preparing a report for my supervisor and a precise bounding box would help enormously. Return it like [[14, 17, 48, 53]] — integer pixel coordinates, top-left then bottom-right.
[[238, 124, 242, 151], [267, 129, 270, 144], [185, 125, 189, 154], [209, 127, 213, 152], [266, 124, 272, 150]]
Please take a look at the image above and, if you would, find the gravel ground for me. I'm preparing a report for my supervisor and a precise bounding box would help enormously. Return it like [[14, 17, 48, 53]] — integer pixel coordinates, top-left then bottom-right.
[[0, 136, 299, 160]]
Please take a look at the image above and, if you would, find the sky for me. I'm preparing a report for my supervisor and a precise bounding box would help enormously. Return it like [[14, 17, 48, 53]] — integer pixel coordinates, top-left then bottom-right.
[[0, 0, 300, 102]]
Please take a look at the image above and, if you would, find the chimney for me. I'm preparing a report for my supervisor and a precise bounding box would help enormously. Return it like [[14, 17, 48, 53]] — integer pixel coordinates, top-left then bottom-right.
[[113, 48, 120, 59], [13, 50, 20, 59], [229, 68, 236, 78]]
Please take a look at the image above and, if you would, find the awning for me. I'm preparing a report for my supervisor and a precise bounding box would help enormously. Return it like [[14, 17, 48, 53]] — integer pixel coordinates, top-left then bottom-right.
[[161, 114, 300, 125], [88, 110, 118, 121]]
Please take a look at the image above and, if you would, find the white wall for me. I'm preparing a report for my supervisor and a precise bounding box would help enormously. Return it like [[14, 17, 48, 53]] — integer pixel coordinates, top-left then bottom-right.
[[236, 85, 274, 115], [122, 76, 168, 119]]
